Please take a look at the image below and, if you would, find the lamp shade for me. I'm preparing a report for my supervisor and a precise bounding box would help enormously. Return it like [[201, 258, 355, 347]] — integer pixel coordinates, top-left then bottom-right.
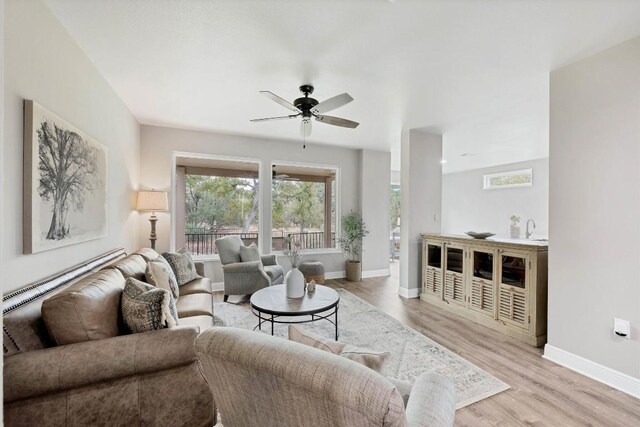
[[136, 191, 168, 212]]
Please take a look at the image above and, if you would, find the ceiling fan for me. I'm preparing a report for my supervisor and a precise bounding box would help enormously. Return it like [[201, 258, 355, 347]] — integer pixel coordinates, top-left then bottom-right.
[[251, 85, 359, 137], [272, 165, 299, 181]]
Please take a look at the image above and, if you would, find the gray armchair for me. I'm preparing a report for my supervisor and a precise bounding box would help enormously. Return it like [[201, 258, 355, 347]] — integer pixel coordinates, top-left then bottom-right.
[[195, 327, 457, 427], [215, 235, 284, 302]]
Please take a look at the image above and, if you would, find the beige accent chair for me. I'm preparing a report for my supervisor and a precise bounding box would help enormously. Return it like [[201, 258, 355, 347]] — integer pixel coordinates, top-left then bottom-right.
[[195, 327, 457, 427], [215, 235, 284, 302]]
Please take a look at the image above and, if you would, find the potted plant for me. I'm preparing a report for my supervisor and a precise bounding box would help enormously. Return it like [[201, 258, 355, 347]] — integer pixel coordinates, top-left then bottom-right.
[[510, 214, 521, 238], [338, 211, 369, 282]]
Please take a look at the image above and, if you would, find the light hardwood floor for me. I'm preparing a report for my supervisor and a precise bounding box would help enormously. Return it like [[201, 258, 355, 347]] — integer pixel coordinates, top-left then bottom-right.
[[214, 264, 640, 426]]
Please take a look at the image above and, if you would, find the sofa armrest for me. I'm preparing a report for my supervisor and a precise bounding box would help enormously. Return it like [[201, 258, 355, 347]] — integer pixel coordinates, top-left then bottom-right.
[[260, 254, 277, 266], [221, 261, 270, 294], [4, 326, 200, 403], [194, 261, 205, 277], [405, 372, 456, 427]]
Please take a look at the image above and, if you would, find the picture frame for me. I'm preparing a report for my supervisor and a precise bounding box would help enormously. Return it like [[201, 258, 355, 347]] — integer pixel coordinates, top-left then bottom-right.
[[23, 100, 108, 254]]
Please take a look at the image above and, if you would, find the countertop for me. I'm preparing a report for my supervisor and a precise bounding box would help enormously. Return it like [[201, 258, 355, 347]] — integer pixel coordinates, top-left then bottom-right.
[[420, 233, 549, 248]]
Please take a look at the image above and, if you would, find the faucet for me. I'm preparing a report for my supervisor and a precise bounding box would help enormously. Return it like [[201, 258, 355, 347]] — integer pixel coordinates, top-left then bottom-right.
[[525, 219, 536, 239]]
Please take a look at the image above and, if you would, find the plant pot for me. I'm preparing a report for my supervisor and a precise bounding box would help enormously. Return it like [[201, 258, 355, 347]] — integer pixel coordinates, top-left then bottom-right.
[[510, 225, 521, 239], [285, 267, 305, 298], [345, 260, 361, 282]]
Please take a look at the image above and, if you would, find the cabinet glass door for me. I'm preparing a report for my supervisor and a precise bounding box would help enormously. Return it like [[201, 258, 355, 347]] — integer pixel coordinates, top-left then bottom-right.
[[498, 251, 529, 329], [469, 249, 496, 317], [423, 242, 443, 298], [444, 243, 466, 306]]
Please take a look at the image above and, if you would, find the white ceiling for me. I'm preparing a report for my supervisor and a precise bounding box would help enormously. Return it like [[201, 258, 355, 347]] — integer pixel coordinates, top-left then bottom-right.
[[45, 0, 640, 173]]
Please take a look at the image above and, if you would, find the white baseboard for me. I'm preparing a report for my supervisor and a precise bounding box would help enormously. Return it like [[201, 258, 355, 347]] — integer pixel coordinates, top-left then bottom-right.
[[362, 269, 391, 278], [398, 287, 420, 299], [325, 271, 345, 279], [543, 344, 640, 399], [212, 281, 224, 292]]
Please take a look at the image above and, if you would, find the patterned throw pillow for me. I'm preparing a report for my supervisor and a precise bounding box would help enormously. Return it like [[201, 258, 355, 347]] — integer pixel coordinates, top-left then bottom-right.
[[145, 257, 179, 299], [162, 248, 200, 286], [288, 325, 390, 374], [239, 243, 261, 263], [121, 278, 178, 333]]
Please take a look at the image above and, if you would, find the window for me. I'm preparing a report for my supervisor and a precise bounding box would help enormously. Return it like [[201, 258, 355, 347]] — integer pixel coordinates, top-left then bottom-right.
[[271, 163, 337, 251], [175, 156, 260, 256], [483, 168, 533, 190]]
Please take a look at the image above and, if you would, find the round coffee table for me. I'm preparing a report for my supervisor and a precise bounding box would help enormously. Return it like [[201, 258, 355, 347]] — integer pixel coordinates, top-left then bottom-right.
[[250, 284, 340, 339]]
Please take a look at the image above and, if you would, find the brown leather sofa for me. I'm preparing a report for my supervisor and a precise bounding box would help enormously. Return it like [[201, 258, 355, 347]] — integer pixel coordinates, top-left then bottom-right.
[[3, 248, 216, 427]]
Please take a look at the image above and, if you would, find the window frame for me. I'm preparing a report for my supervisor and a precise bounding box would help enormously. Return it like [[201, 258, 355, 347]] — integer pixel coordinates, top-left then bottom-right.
[[270, 160, 341, 256], [171, 151, 263, 261], [483, 168, 533, 190]]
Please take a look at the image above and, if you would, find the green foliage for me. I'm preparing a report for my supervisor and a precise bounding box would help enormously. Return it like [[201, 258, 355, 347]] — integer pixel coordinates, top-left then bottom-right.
[[390, 185, 400, 231], [185, 175, 258, 231], [338, 211, 369, 261], [272, 180, 325, 233]]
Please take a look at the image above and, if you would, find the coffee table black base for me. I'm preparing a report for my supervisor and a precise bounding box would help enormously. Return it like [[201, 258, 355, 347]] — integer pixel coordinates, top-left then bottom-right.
[[251, 306, 339, 340]]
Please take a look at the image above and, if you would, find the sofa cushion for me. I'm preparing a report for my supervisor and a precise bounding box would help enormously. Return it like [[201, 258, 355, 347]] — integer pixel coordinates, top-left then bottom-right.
[[176, 315, 214, 332], [239, 243, 261, 263], [288, 325, 390, 374], [162, 248, 200, 286], [112, 254, 147, 281], [121, 278, 178, 333], [264, 264, 284, 282], [134, 248, 160, 262], [41, 269, 126, 345], [146, 257, 179, 299], [177, 294, 214, 318], [179, 277, 212, 295]]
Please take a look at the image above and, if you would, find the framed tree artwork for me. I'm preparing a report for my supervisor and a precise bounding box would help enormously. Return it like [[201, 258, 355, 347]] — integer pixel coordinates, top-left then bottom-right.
[[23, 100, 108, 254]]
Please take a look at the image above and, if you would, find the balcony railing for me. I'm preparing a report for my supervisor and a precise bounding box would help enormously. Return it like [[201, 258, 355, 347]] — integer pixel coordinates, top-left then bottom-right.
[[184, 229, 336, 255]]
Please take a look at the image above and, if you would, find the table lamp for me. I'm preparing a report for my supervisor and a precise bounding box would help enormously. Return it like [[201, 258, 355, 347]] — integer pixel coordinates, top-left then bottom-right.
[[137, 190, 169, 250]]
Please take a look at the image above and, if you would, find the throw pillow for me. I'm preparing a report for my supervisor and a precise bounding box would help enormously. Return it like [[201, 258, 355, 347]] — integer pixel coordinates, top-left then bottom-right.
[[145, 257, 179, 299], [239, 243, 261, 263], [288, 325, 390, 374], [162, 248, 200, 286], [121, 277, 178, 333]]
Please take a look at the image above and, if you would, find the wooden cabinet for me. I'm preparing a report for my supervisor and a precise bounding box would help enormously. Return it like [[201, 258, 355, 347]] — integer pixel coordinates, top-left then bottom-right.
[[421, 234, 548, 347]]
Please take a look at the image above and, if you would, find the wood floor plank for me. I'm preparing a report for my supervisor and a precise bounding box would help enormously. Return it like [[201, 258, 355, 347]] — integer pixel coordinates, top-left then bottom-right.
[[212, 266, 640, 426]]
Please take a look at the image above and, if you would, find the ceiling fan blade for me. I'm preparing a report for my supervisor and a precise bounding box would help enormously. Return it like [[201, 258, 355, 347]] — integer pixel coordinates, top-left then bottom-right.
[[315, 115, 359, 129], [250, 114, 299, 122], [311, 93, 353, 114], [301, 119, 312, 137], [260, 91, 301, 113]]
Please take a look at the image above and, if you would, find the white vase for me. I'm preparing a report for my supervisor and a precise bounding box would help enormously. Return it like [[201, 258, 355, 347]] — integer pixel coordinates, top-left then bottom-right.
[[510, 225, 521, 239], [285, 267, 305, 299]]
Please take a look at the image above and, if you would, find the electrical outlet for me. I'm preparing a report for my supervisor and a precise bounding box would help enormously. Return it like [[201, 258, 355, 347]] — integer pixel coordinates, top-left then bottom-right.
[[614, 318, 630, 339]]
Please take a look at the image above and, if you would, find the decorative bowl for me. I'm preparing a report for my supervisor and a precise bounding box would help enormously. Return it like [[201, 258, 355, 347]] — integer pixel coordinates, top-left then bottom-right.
[[465, 231, 495, 239]]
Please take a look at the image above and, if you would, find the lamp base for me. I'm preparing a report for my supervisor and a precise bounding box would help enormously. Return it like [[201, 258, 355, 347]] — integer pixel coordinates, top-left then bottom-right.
[[148, 214, 158, 250]]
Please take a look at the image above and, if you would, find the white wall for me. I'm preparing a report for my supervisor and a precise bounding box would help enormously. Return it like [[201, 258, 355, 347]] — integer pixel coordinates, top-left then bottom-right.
[[400, 130, 442, 296], [2, 0, 140, 293], [139, 125, 366, 282], [359, 150, 391, 275], [547, 37, 640, 385], [442, 158, 549, 238]]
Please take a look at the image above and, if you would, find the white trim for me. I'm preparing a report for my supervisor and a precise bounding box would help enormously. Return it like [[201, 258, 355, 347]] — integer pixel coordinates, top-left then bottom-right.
[[212, 281, 224, 292], [325, 271, 345, 279], [362, 269, 391, 278], [543, 344, 640, 399], [398, 287, 420, 299]]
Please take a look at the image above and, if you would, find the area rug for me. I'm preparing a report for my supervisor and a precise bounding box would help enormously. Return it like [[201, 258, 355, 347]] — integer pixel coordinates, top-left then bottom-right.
[[212, 288, 509, 409]]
